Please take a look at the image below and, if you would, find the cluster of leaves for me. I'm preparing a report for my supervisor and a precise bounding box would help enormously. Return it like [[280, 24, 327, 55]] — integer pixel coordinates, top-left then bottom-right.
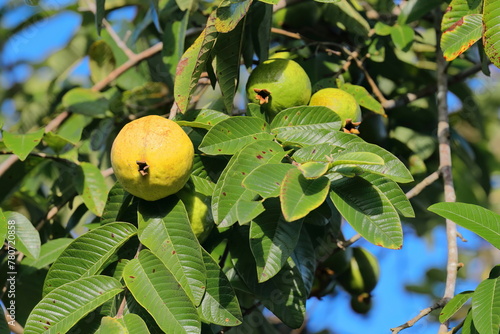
[[1, 0, 500, 333]]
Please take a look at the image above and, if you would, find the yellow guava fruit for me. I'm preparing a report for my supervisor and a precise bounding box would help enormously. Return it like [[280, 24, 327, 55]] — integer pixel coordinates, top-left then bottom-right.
[[177, 187, 213, 243], [309, 88, 362, 127], [110, 115, 194, 201], [246, 59, 312, 119]]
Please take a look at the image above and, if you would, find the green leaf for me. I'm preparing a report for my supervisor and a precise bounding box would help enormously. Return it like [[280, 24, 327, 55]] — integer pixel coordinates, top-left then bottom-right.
[[101, 182, 134, 225], [236, 199, 265, 224], [215, 0, 252, 33], [242, 163, 296, 198], [483, 0, 500, 68], [390, 24, 415, 51], [162, 9, 189, 87], [174, 14, 218, 113], [441, 0, 482, 32], [177, 109, 230, 130], [336, 83, 385, 115], [374, 22, 393, 36], [463, 310, 480, 334], [230, 230, 306, 329], [340, 142, 414, 183], [428, 202, 500, 250], [57, 113, 87, 144], [123, 250, 201, 334], [2, 128, 44, 161], [441, 14, 482, 61], [291, 229, 316, 295], [96, 0, 105, 35], [258, 0, 279, 4], [199, 116, 273, 155], [439, 290, 474, 323], [74, 162, 108, 216], [270, 106, 342, 135], [4, 211, 40, 259], [293, 143, 343, 163], [176, 0, 194, 12], [471, 277, 500, 334], [298, 161, 330, 178], [329, 151, 385, 167], [280, 168, 330, 222], [215, 20, 244, 113], [250, 200, 303, 282], [330, 176, 403, 249], [43, 222, 137, 295], [361, 173, 415, 218], [0, 209, 7, 244], [24, 275, 122, 334], [62, 88, 109, 118], [276, 128, 362, 148], [137, 197, 206, 306], [96, 314, 151, 334], [322, 0, 370, 37], [122, 82, 169, 110], [397, 0, 441, 24], [212, 140, 285, 226], [314, 0, 341, 2], [199, 249, 242, 326], [22, 238, 73, 269], [89, 40, 116, 83]]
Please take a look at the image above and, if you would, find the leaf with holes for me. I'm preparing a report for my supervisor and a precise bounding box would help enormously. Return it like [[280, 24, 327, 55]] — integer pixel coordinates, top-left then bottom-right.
[[174, 14, 218, 113], [280, 168, 330, 222], [137, 197, 206, 306], [441, 14, 482, 61], [428, 202, 500, 250], [471, 277, 500, 334], [123, 250, 201, 334], [212, 140, 285, 226], [330, 176, 403, 249], [199, 117, 273, 155], [43, 222, 137, 295], [2, 128, 44, 161], [25, 275, 122, 334], [215, 0, 252, 33], [250, 200, 303, 282]]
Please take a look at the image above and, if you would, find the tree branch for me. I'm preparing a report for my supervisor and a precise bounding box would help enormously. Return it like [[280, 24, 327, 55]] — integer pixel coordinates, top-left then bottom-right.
[[405, 170, 440, 200], [390, 301, 445, 333]]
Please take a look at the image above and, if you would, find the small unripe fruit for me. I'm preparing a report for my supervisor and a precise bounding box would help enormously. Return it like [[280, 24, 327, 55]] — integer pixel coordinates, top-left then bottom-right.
[[309, 88, 361, 127]]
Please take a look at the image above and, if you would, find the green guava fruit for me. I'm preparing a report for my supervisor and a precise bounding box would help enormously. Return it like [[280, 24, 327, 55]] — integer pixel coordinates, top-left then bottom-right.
[[336, 247, 380, 295], [177, 187, 213, 243], [309, 88, 362, 127], [246, 59, 312, 119]]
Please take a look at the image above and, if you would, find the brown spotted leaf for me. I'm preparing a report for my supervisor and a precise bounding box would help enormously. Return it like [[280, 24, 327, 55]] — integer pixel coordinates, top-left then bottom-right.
[[441, 14, 483, 61], [483, 0, 500, 68], [215, 0, 252, 33]]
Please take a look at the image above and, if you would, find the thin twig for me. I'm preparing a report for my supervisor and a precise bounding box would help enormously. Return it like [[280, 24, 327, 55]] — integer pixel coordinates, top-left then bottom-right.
[[435, 8, 458, 333], [390, 301, 445, 333], [405, 170, 440, 200]]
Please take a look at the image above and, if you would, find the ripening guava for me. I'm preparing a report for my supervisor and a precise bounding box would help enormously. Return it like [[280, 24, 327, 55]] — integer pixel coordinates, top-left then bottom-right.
[[110, 115, 194, 201], [309, 88, 362, 127], [246, 59, 312, 119]]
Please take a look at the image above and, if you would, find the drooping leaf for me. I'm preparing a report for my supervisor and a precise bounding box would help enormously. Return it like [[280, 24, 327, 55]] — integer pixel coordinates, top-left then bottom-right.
[[199, 249, 242, 326], [174, 14, 218, 113], [270, 106, 342, 135], [215, 20, 244, 113], [123, 250, 201, 334], [74, 162, 108, 216], [250, 200, 303, 282], [242, 163, 296, 198], [471, 277, 500, 334], [4, 211, 40, 259], [439, 290, 474, 323], [441, 0, 482, 32], [330, 176, 403, 249], [137, 197, 206, 306], [2, 128, 44, 161], [249, 1, 272, 61], [230, 229, 306, 329], [89, 40, 116, 84], [280, 168, 330, 222], [162, 8, 189, 87], [96, 0, 105, 35], [24, 275, 122, 334], [291, 228, 316, 296], [43, 222, 137, 295], [483, 0, 500, 68], [428, 202, 500, 250], [101, 182, 134, 225], [212, 140, 285, 226], [62, 88, 109, 118], [215, 0, 252, 33], [22, 238, 73, 270], [441, 14, 482, 61], [199, 117, 273, 155]]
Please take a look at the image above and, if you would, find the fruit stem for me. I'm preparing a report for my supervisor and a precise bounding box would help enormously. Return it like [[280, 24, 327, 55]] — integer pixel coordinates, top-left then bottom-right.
[[136, 160, 149, 176]]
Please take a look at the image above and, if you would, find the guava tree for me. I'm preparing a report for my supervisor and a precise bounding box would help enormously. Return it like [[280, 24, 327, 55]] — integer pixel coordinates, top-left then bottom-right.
[[0, 0, 500, 333]]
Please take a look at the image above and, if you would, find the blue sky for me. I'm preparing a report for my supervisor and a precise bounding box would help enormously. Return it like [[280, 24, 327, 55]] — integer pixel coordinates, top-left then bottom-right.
[[0, 1, 492, 333]]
